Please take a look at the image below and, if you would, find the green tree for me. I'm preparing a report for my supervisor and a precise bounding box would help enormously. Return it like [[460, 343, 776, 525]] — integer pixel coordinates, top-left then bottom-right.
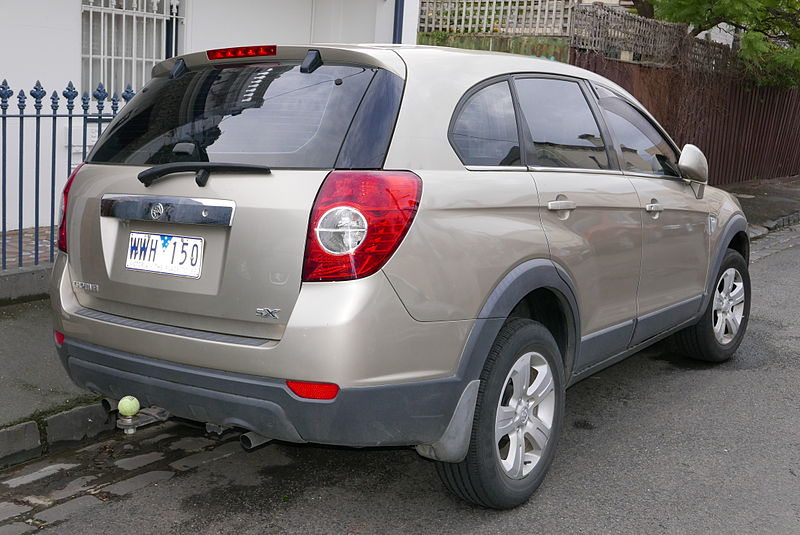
[[654, 0, 800, 87]]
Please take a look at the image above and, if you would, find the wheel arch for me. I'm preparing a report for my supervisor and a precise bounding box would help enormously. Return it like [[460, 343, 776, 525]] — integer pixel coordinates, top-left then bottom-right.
[[457, 258, 581, 382], [700, 214, 749, 315]]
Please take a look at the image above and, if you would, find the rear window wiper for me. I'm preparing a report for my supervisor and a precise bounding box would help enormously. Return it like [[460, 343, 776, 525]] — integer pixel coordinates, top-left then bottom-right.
[[138, 162, 272, 187]]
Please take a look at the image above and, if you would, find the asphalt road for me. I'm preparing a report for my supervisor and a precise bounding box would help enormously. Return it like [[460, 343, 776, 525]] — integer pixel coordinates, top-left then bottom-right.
[[1, 229, 798, 534]]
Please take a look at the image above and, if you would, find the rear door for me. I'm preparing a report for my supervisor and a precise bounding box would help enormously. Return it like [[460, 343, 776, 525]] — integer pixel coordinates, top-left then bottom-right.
[[513, 76, 642, 369], [594, 88, 710, 344], [67, 61, 403, 340]]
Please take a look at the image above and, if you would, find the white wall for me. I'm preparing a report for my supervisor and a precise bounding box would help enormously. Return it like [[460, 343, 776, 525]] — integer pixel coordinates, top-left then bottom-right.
[[183, 0, 315, 52]]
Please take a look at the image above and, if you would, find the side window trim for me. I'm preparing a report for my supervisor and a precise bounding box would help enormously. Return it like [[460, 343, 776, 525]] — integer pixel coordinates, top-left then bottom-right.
[[510, 73, 619, 172], [448, 75, 526, 169]]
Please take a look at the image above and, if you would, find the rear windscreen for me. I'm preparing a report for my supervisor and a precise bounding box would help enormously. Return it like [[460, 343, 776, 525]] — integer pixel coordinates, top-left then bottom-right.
[[89, 62, 403, 169]]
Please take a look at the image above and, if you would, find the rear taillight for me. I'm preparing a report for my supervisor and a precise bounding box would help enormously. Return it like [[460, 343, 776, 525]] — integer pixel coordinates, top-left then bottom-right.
[[206, 45, 277, 60], [58, 163, 84, 253], [54, 330, 65, 347], [302, 171, 422, 282]]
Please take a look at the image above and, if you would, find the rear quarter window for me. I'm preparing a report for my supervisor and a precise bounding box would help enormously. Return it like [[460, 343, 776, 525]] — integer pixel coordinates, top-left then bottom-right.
[[449, 80, 521, 166]]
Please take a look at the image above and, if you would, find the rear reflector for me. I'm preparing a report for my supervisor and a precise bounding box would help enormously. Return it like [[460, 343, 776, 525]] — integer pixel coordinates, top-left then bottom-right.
[[54, 330, 65, 347], [206, 45, 277, 60], [286, 380, 340, 400]]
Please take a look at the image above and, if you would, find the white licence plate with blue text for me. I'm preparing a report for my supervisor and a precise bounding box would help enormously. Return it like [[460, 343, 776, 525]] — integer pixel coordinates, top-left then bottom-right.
[[125, 232, 204, 278]]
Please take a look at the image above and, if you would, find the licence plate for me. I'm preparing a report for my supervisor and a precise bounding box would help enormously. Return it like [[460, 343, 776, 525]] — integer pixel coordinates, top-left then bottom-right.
[[125, 232, 204, 278]]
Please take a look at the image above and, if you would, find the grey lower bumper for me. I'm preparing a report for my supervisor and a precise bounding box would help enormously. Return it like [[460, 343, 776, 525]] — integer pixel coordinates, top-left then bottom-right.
[[58, 338, 466, 447]]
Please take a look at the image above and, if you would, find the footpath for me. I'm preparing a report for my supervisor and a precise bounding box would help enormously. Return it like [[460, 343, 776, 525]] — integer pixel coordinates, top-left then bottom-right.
[[0, 175, 798, 470]]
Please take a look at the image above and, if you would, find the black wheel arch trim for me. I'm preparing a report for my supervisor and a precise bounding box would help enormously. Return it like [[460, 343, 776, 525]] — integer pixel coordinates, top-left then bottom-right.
[[700, 214, 749, 315], [456, 258, 581, 383]]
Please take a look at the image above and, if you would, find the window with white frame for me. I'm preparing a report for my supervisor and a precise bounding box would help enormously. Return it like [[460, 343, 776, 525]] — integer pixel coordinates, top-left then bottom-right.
[[81, 0, 184, 96]]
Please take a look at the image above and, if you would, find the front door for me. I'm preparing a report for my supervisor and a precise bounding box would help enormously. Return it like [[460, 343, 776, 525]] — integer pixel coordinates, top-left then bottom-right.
[[595, 91, 710, 344]]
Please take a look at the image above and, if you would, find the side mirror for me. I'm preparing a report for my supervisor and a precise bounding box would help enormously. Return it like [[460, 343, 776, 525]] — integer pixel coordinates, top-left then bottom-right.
[[678, 144, 709, 184]]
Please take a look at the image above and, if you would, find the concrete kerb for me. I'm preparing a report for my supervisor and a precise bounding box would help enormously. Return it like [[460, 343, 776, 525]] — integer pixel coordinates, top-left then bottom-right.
[[748, 211, 800, 241], [0, 399, 111, 471], [0, 264, 52, 306]]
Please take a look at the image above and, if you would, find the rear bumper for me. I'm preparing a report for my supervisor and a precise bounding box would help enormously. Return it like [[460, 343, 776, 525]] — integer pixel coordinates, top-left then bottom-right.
[[58, 337, 467, 447]]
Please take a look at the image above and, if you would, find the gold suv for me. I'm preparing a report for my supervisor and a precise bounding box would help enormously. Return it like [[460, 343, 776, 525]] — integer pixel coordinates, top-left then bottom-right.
[[51, 45, 751, 508]]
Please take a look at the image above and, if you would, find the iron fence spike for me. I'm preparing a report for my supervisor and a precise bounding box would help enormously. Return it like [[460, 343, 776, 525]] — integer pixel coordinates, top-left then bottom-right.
[[93, 82, 108, 102], [0, 79, 12, 109], [17, 89, 27, 109], [50, 90, 60, 110], [30, 81, 46, 110], [122, 84, 135, 102]]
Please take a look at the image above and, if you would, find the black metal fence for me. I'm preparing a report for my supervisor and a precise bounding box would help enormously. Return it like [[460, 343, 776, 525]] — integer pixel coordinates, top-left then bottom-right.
[[0, 79, 135, 271]]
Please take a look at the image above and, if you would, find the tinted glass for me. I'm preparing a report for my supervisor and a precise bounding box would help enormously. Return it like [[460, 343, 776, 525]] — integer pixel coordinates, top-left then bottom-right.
[[89, 63, 388, 168], [450, 81, 521, 166], [336, 69, 404, 169], [599, 96, 680, 176], [515, 78, 609, 170]]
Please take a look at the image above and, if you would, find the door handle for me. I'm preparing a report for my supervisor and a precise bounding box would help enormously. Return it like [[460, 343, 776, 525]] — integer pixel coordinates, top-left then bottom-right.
[[547, 200, 577, 211], [645, 203, 664, 213]]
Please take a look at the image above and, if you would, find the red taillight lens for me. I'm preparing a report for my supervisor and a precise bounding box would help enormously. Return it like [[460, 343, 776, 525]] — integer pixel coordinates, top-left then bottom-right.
[[54, 330, 65, 347], [302, 171, 422, 282], [286, 380, 340, 400], [206, 45, 277, 60], [58, 163, 84, 253]]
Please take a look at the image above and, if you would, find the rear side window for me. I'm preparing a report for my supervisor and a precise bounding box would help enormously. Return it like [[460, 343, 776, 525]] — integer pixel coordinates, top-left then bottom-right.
[[598, 96, 680, 176], [514, 78, 610, 170], [449, 81, 521, 166], [89, 63, 403, 169]]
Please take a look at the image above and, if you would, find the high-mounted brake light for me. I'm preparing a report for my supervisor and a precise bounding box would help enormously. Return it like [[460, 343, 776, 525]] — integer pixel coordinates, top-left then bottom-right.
[[58, 163, 85, 253], [286, 380, 340, 400], [206, 45, 277, 60], [302, 171, 422, 282]]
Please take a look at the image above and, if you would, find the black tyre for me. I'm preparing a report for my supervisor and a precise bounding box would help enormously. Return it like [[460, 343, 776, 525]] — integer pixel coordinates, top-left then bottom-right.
[[435, 318, 565, 509], [673, 249, 751, 362]]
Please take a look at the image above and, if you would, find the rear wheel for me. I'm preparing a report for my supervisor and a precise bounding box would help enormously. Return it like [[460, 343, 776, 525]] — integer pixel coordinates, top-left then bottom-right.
[[673, 249, 750, 362], [436, 318, 565, 509]]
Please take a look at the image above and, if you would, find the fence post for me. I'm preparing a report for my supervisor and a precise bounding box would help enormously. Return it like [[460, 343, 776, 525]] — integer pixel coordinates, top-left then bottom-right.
[[81, 92, 89, 161], [0, 80, 12, 271], [16, 90, 26, 267], [30, 81, 46, 265], [93, 83, 108, 138], [50, 90, 59, 263], [63, 82, 78, 176]]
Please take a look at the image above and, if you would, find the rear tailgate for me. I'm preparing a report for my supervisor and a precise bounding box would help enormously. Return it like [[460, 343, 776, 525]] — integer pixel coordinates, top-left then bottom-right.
[[64, 55, 404, 340], [68, 165, 327, 340]]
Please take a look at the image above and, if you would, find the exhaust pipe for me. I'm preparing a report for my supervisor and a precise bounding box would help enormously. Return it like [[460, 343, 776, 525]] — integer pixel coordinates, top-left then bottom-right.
[[240, 431, 271, 451], [101, 398, 118, 413]]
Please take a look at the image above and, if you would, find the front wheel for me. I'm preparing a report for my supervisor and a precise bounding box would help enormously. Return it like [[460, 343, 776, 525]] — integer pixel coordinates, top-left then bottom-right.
[[435, 318, 565, 509], [673, 249, 751, 362]]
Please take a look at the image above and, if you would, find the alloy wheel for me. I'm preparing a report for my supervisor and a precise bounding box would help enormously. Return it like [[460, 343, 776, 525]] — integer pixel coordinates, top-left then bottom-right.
[[494, 351, 556, 479], [712, 267, 746, 345]]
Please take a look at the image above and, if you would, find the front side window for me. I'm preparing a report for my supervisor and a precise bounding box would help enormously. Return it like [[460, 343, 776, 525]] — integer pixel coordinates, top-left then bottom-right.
[[515, 77, 610, 170], [450, 81, 521, 166], [598, 96, 680, 176]]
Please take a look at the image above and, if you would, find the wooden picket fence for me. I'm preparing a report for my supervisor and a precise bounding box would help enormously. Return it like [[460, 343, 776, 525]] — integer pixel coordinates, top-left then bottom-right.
[[418, 0, 576, 36]]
